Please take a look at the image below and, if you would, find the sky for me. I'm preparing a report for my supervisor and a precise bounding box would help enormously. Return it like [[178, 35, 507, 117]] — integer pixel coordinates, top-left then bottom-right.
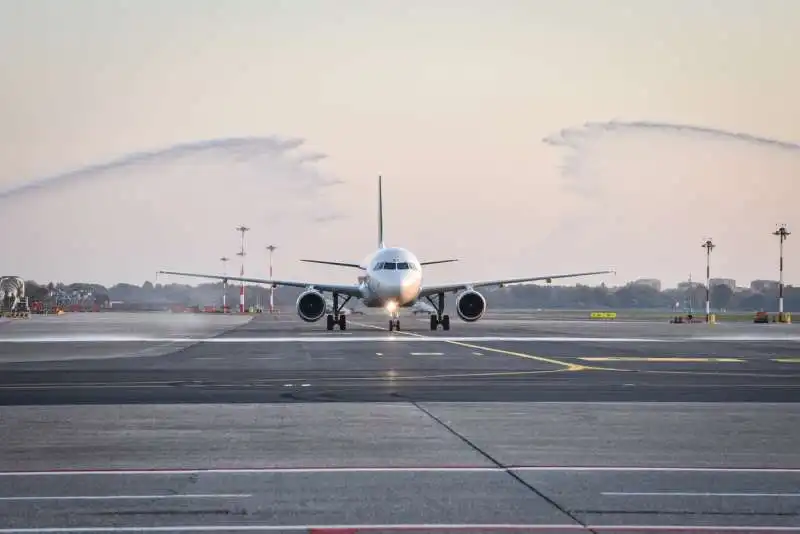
[[0, 0, 798, 289]]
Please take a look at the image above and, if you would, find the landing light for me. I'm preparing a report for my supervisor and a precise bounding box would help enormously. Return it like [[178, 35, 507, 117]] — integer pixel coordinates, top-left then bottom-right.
[[386, 301, 398, 313]]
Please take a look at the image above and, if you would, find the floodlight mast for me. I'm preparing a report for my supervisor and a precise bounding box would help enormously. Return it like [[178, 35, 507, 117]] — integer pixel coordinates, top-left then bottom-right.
[[219, 256, 230, 311], [236, 226, 250, 313], [702, 238, 715, 322], [266, 244, 277, 313], [773, 225, 791, 315]]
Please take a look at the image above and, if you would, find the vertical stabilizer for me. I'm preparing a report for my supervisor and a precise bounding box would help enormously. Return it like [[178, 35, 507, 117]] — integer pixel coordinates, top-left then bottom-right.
[[378, 175, 385, 249]]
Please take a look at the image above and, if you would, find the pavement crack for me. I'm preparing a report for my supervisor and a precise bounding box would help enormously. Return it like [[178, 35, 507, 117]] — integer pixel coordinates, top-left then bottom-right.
[[407, 398, 596, 533]]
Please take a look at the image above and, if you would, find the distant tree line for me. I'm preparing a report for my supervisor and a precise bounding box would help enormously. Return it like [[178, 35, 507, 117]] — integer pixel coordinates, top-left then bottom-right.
[[22, 279, 798, 312]]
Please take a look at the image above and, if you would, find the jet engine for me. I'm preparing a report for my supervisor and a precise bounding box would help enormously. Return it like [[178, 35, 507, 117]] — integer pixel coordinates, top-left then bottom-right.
[[456, 290, 486, 322], [296, 289, 326, 322]]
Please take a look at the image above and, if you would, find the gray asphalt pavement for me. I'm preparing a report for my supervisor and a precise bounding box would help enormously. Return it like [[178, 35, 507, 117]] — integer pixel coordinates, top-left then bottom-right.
[[1, 311, 799, 403], [0, 310, 799, 532]]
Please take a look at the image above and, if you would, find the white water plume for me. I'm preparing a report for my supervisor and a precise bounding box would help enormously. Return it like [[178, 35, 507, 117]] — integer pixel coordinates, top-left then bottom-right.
[[0, 136, 346, 284], [539, 120, 800, 285]]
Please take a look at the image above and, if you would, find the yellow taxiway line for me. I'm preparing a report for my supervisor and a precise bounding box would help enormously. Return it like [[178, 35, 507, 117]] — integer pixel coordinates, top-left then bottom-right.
[[581, 357, 744, 363], [349, 321, 591, 371]]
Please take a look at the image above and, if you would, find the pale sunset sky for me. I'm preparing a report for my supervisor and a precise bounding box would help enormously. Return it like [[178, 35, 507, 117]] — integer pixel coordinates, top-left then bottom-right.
[[0, 0, 798, 288]]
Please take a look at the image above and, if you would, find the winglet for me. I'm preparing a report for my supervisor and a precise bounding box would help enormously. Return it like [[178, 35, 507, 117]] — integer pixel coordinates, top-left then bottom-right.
[[378, 175, 385, 249]]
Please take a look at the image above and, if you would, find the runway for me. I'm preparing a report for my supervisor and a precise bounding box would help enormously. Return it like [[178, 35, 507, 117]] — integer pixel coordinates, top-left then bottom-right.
[[1, 310, 799, 532]]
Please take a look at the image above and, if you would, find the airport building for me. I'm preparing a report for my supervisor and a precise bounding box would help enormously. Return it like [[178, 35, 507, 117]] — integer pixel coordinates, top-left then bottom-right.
[[709, 278, 736, 290], [677, 280, 704, 291], [750, 279, 779, 293], [633, 278, 662, 291]]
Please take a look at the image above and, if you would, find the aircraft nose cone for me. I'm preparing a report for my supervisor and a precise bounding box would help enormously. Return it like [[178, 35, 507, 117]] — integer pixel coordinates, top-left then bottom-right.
[[400, 273, 420, 301]]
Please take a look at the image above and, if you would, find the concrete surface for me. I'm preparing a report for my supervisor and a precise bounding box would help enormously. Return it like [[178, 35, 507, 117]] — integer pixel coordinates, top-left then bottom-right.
[[0, 310, 799, 532]]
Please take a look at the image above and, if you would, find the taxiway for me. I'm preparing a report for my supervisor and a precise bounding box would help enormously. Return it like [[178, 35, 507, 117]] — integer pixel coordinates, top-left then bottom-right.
[[0, 310, 798, 532]]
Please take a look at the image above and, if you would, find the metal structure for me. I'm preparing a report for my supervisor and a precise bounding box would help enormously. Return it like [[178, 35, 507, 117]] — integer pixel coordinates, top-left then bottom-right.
[[773, 225, 791, 315], [266, 244, 277, 313], [702, 238, 715, 321], [235, 225, 250, 313], [220, 256, 230, 311]]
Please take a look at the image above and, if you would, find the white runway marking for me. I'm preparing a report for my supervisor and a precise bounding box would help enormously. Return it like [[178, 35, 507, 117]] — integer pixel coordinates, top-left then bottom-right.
[[1, 466, 799, 476], [3, 335, 798, 343], [0, 493, 250, 501], [603, 491, 800, 497], [410, 352, 444, 356], [0, 525, 799, 533], [0, 526, 582, 533]]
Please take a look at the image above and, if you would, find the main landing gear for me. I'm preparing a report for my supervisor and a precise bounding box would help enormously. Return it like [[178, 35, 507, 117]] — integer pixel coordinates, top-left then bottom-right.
[[389, 317, 400, 332], [326, 292, 351, 331], [425, 291, 450, 331]]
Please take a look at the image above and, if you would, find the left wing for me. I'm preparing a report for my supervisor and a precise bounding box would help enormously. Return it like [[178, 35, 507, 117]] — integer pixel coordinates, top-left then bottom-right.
[[418, 270, 614, 297], [157, 270, 364, 298]]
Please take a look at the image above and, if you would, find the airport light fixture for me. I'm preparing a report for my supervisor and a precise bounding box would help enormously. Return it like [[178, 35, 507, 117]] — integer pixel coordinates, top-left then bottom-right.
[[773, 225, 791, 315], [701, 238, 715, 321], [266, 244, 277, 313], [236, 226, 251, 313], [220, 256, 230, 311]]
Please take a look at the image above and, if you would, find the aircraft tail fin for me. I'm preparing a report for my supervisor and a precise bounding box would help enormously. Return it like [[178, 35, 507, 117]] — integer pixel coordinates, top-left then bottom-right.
[[378, 175, 385, 249]]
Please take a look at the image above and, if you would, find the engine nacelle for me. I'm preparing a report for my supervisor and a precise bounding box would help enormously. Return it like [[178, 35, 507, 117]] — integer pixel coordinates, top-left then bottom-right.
[[456, 290, 486, 322], [296, 290, 327, 322]]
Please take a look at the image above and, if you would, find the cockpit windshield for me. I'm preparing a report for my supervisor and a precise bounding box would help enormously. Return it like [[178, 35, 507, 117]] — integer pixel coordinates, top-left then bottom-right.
[[374, 261, 417, 270]]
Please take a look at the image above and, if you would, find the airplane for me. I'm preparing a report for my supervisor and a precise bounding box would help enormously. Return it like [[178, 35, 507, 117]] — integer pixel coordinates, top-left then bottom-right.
[[158, 176, 613, 332]]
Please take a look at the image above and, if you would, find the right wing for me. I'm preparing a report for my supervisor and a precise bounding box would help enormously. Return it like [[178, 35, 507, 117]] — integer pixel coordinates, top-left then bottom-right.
[[419, 270, 614, 297], [157, 270, 364, 298], [420, 259, 458, 266]]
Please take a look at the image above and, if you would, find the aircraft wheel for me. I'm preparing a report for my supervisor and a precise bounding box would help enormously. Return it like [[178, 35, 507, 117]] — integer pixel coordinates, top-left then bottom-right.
[[326, 314, 335, 331], [442, 314, 451, 331], [388, 320, 394, 332], [430, 314, 438, 330], [339, 315, 347, 330]]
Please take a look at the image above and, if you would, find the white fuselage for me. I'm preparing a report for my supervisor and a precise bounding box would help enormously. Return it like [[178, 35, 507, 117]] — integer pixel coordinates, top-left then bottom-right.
[[359, 247, 423, 308]]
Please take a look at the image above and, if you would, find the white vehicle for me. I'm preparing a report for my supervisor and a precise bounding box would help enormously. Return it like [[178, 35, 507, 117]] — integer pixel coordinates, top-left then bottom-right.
[[159, 177, 612, 331]]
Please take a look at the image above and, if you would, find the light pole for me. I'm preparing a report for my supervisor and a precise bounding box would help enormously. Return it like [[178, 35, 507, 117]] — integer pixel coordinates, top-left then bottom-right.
[[702, 238, 715, 321], [266, 244, 277, 313], [220, 256, 229, 311], [236, 225, 250, 313], [773, 225, 791, 316]]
